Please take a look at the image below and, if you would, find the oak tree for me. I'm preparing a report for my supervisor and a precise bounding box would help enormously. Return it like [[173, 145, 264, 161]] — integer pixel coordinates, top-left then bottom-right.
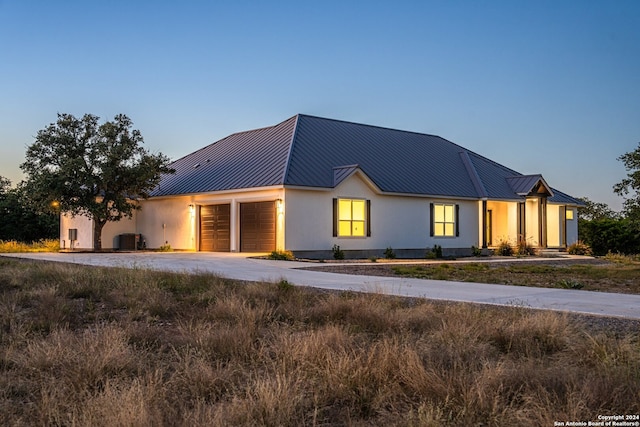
[[21, 113, 173, 250], [614, 142, 640, 222]]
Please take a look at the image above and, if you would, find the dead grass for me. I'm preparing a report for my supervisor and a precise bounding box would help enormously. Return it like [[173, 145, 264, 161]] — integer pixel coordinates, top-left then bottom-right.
[[0, 257, 639, 426], [0, 239, 60, 253]]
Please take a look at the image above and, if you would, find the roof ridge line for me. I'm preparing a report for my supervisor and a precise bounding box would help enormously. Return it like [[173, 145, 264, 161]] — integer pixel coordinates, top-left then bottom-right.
[[459, 151, 488, 198], [281, 114, 301, 184], [296, 113, 447, 139]]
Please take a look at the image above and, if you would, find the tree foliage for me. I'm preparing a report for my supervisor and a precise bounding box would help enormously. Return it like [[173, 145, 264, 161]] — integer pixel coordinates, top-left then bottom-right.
[[614, 142, 640, 222], [0, 177, 59, 242], [20, 113, 173, 250], [579, 217, 640, 256], [576, 197, 619, 221]]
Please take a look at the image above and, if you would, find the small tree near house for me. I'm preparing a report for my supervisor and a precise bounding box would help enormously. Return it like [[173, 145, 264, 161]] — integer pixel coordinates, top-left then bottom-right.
[[21, 113, 174, 250]]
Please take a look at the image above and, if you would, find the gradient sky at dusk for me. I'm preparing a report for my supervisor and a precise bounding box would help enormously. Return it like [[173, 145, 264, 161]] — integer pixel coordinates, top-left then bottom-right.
[[1, 0, 639, 210]]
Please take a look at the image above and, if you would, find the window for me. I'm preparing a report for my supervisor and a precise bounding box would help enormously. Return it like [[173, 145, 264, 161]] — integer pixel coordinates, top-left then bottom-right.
[[566, 209, 574, 220], [333, 198, 370, 237], [431, 203, 458, 237]]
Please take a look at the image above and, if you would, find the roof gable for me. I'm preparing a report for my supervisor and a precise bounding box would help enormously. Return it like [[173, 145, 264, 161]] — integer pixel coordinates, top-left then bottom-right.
[[333, 165, 381, 192], [506, 175, 554, 197]]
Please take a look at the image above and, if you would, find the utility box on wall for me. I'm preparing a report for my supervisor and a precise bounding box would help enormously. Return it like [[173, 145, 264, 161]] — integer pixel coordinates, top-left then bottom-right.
[[68, 229, 78, 241], [119, 233, 141, 250]]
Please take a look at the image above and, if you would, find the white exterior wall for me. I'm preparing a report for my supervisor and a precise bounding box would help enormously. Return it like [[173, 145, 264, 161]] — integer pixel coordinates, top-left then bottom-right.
[[525, 198, 540, 247], [565, 207, 578, 245], [284, 173, 479, 252], [60, 212, 136, 250], [60, 213, 94, 250], [136, 197, 194, 250], [137, 187, 285, 251], [547, 204, 561, 247], [485, 201, 519, 245]]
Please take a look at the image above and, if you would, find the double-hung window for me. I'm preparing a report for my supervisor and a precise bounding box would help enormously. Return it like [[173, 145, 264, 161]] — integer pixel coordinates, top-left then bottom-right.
[[333, 198, 370, 237], [431, 203, 458, 237]]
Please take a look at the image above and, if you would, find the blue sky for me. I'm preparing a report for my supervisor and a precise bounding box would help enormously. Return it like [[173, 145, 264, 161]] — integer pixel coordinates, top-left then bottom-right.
[[1, 0, 639, 210]]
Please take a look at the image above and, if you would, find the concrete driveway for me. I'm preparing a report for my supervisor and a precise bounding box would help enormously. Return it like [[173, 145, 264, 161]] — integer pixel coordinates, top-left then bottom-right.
[[3, 251, 639, 319]]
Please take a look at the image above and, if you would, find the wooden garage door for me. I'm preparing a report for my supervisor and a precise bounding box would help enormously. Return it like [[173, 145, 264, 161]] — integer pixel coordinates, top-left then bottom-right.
[[200, 204, 230, 252], [240, 201, 276, 252]]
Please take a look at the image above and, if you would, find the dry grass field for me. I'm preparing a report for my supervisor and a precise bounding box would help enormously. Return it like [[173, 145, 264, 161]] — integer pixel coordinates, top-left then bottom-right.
[[0, 257, 639, 426]]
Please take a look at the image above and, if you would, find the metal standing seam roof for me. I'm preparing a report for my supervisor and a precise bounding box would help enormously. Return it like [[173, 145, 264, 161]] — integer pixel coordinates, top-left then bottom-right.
[[506, 175, 554, 197], [150, 114, 584, 205]]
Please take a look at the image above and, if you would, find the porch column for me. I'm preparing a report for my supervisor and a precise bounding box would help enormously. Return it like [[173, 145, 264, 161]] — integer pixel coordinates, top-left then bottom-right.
[[230, 199, 238, 252], [538, 197, 548, 248], [562, 205, 568, 248], [517, 202, 526, 243], [481, 200, 488, 248]]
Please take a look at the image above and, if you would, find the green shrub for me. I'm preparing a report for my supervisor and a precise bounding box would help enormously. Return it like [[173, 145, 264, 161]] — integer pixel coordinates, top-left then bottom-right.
[[159, 243, 172, 252], [556, 279, 584, 290], [332, 244, 345, 260], [383, 247, 396, 259], [277, 279, 294, 291], [567, 240, 592, 256], [268, 250, 295, 261], [425, 244, 443, 259], [579, 217, 640, 255], [369, 256, 378, 263], [471, 245, 482, 256]]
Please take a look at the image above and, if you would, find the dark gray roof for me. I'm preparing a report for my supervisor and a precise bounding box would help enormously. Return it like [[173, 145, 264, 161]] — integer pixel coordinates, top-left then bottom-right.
[[151, 114, 583, 205], [152, 116, 296, 196], [506, 175, 553, 197]]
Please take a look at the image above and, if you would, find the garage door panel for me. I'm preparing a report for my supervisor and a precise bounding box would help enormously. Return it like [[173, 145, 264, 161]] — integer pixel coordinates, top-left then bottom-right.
[[200, 204, 231, 252], [241, 201, 275, 252]]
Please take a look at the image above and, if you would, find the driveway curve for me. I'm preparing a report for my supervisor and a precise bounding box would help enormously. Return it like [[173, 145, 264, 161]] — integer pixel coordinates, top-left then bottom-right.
[[3, 252, 639, 319]]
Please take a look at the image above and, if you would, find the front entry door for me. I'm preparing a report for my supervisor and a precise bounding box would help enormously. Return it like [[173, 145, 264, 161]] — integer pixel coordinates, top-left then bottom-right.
[[486, 209, 493, 247]]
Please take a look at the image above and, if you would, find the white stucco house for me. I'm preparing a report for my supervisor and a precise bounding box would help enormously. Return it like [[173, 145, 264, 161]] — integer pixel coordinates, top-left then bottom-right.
[[61, 114, 582, 258]]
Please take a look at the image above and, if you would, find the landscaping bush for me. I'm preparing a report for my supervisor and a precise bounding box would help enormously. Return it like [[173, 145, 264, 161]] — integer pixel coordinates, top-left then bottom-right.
[[515, 240, 536, 256], [426, 244, 443, 259], [332, 244, 345, 260], [268, 250, 295, 261], [383, 247, 396, 259], [496, 240, 514, 256], [567, 240, 593, 256]]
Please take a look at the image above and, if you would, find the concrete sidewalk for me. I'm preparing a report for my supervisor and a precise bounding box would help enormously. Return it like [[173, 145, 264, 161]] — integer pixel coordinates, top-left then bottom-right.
[[3, 252, 639, 319]]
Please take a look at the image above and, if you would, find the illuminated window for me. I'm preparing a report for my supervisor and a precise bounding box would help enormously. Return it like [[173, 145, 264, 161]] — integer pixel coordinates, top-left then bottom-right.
[[432, 203, 456, 237], [336, 198, 367, 237], [566, 209, 574, 220]]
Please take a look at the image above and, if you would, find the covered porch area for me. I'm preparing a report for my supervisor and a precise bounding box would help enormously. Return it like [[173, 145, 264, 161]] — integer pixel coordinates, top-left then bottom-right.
[[479, 175, 572, 250]]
